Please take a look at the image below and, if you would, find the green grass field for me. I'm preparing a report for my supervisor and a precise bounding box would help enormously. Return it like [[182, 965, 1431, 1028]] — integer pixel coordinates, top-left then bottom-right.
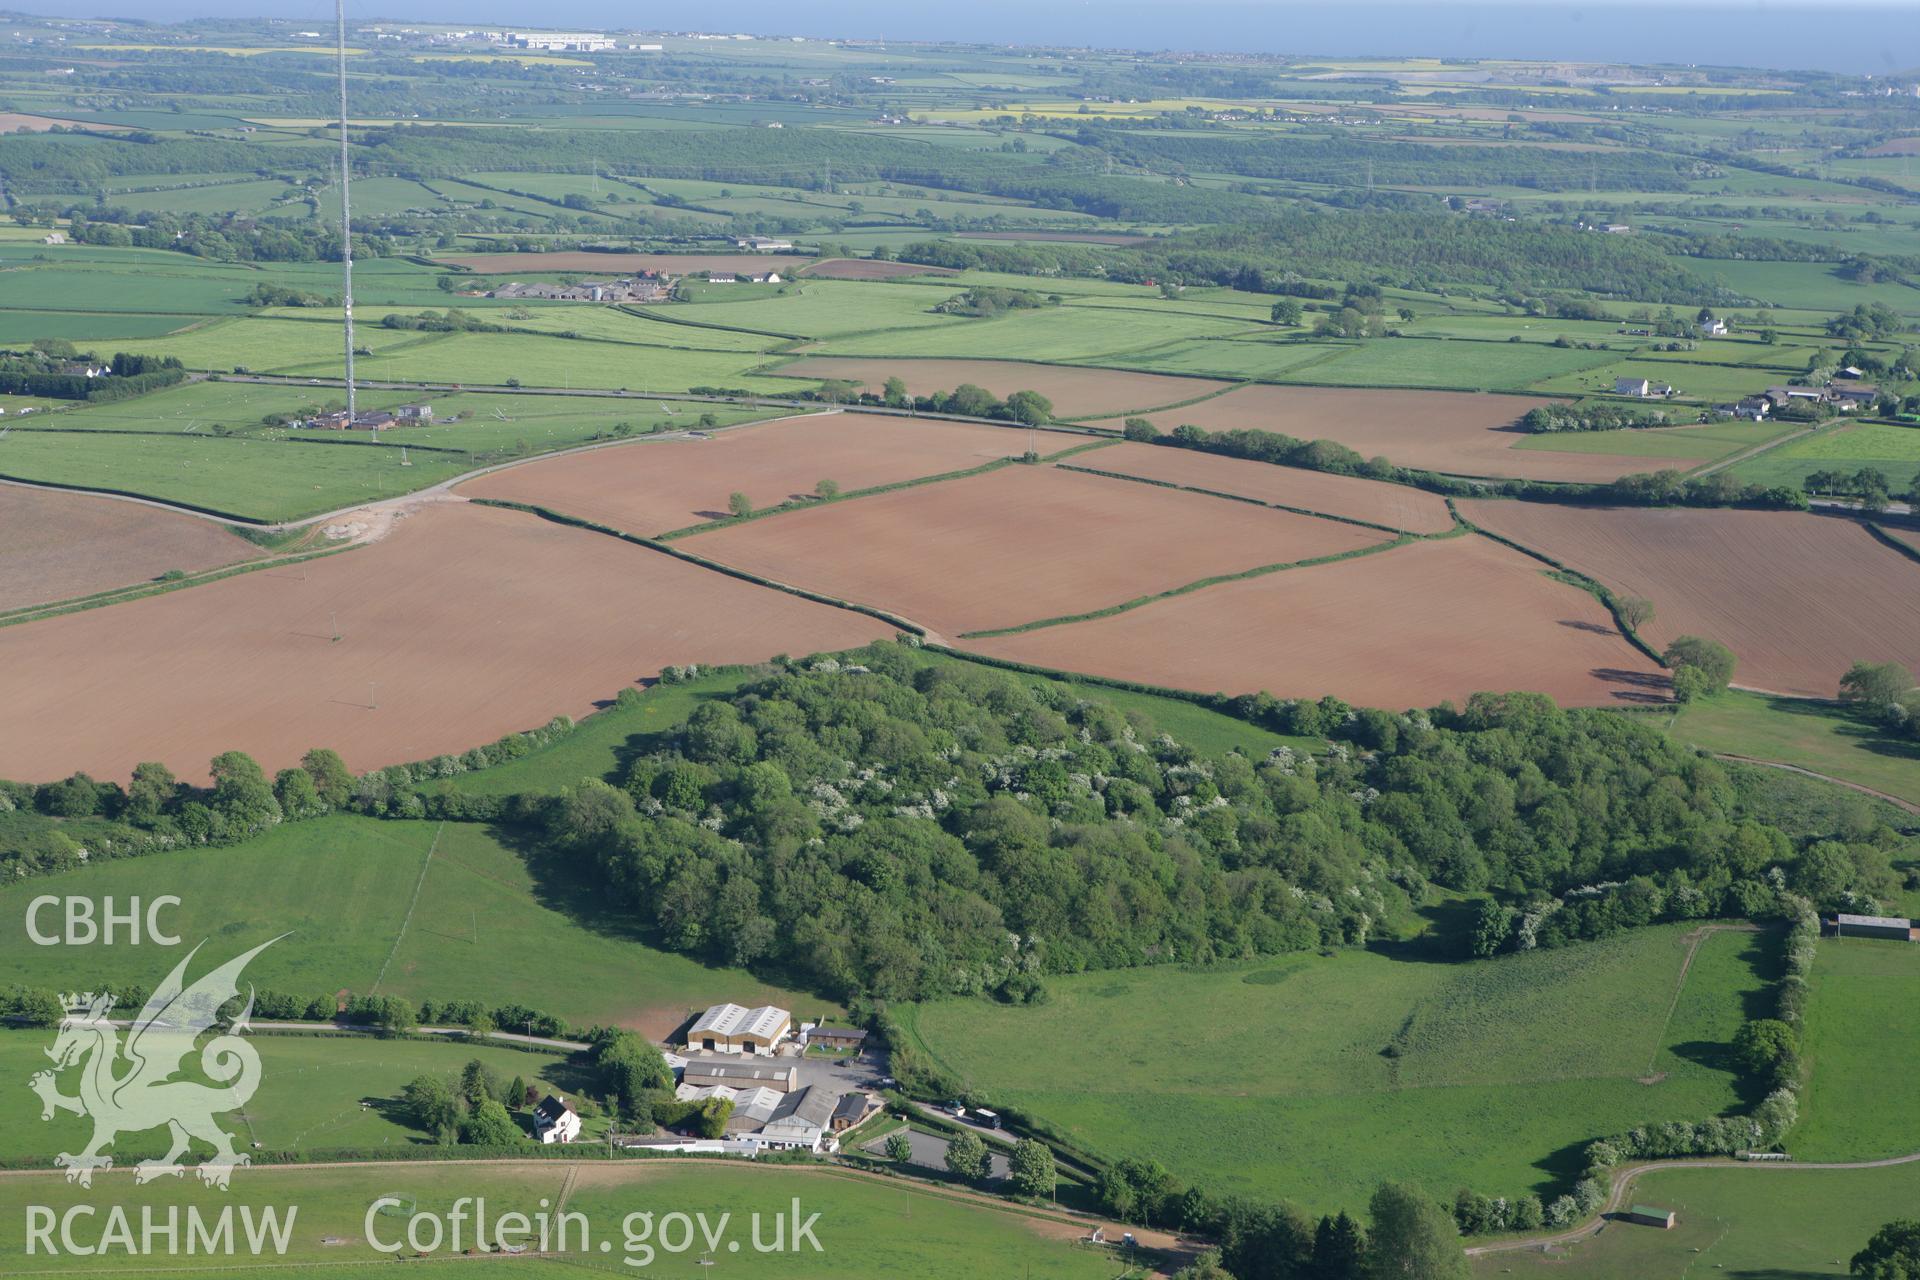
[[0, 1028, 578, 1161], [0, 816, 831, 1030], [1474, 1160, 1920, 1278], [1791, 938, 1920, 1162], [1730, 420, 1920, 490], [904, 924, 1772, 1214], [819, 303, 1260, 364], [1511, 417, 1794, 466], [1267, 337, 1610, 391], [0, 1161, 1119, 1278], [1669, 689, 1920, 807]]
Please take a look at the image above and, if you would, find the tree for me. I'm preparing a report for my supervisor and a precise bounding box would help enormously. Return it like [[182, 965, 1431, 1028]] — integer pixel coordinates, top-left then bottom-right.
[[1271, 298, 1303, 325], [301, 748, 353, 809], [727, 491, 753, 518], [1663, 635, 1736, 696], [1616, 595, 1655, 631], [1122, 417, 1160, 442], [944, 1130, 989, 1180], [1839, 661, 1915, 711], [1173, 1251, 1234, 1280], [459, 1098, 524, 1146], [507, 1076, 528, 1110], [1467, 898, 1515, 958], [1732, 1018, 1798, 1077], [1010, 1138, 1056, 1197], [1004, 389, 1054, 425], [1854, 1220, 1920, 1279], [402, 1073, 461, 1142], [882, 375, 909, 407], [125, 761, 177, 825], [273, 766, 320, 819], [815, 478, 839, 499], [1315, 1211, 1369, 1280], [209, 750, 281, 830], [884, 1131, 912, 1163], [1366, 1182, 1467, 1280]]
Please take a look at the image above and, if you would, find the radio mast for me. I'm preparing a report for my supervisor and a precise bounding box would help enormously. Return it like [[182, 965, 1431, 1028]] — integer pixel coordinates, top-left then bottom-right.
[[336, 0, 358, 433]]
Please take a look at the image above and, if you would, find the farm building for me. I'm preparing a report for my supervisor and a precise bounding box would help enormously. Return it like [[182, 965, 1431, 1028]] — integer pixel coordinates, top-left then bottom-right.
[[1624, 1205, 1677, 1229], [683, 1002, 792, 1055], [756, 1086, 839, 1152], [807, 1025, 869, 1052], [831, 1092, 878, 1133], [1613, 378, 1675, 398], [1826, 913, 1919, 941], [680, 1060, 798, 1093], [532, 1095, 581, 1144], [736, 235, 794, 252]]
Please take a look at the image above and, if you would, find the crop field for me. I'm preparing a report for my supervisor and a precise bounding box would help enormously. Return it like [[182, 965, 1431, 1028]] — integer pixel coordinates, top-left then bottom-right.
[[664, 279, 973, 339], [970, 533, 1666, 708], [461, 412, 1033, 535], [1670, 689, 1920, 807], [1791, 938, 1920, 1162], [1266, 337, 1613, 391], [1460, 502, 1920, 698], [0, 815, 830, 1030], [0, 1162, 1119, 1279], [0, 485, 258, 611], [1091, 384, 1689, 482], [1476, 1161, 1920, 1278], [817, 303, 1265, 362], [803, 256, 960, 280], [1073, 441, 1457, 533], [684, 465, 1390, 639], [0, 501, 891, 782], [905, 924, 1770, 1211], [312, 332, 797, 395], [769, 356, 1227, 416]]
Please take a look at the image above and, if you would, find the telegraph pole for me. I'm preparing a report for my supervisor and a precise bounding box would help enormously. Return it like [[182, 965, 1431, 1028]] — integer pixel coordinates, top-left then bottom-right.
[[336, 0, 358, 433]]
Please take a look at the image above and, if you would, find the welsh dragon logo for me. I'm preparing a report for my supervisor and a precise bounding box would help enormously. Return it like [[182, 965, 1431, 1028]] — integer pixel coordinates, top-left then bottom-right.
[[29, 937, 283, 1189]]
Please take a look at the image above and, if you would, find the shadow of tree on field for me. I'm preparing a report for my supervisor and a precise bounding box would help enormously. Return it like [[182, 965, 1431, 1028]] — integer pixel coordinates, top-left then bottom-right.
[[1756, 693, 1920, 770], [1596, 665, 1673, 704]]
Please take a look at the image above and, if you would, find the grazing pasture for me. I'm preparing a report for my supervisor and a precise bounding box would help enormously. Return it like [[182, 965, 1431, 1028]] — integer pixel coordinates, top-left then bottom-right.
[[0, 501, 891, 782], [802, 256, 959, 279], [770, 356, 1227, 416], [905, 925, 1768, 1211], [460, 411, 1032, 535], [1474, 1161, 1920, 1278], [1731, 419, 1920, 491], [1075, 441, 1457, 533], [1670, 689, 1920, 808], [683, 465, 1390, 638], [971, 534, 1664, 708], [1460, 502, 1920, 698], [0, 1162, 1118, 1280], [0, 484, 257, 610], [0, 816, 829, 1031], [817, 302, 1261, 362], [1791, 938, 1920, 1162], [1270, 336, 1611, 391], [1096, 384, 1682, 482]]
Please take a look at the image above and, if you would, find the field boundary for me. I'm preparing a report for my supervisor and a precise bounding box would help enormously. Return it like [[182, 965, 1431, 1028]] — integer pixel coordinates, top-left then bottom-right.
[[955, 533, 1415, 640], [0, 539, 364, 630], [1055, 460, 1442, 536], [466, 498, 929, 637], [1865, 520, 1920, 567], [369, 821, 445, 994]]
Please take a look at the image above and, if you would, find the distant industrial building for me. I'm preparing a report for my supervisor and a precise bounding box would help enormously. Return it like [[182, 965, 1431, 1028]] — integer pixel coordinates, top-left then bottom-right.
[[505, 30, 614, 51]]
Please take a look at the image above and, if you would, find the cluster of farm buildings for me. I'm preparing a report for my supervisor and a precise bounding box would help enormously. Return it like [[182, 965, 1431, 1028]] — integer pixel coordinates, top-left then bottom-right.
[[532, 1001, 879, 1156], [295, 402, 435, 432], [1614, 371, 1881, 419], [479, 265, 786, 303]]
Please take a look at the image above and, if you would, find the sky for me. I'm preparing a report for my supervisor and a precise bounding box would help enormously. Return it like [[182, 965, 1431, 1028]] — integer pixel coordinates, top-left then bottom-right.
[[74, 1, 1920, 76]]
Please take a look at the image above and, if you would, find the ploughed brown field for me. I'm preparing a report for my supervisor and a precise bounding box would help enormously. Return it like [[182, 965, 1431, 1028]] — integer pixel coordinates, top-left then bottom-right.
[[1094, 385, 1681, 483], [0, 486, 259, 611], [459, 412, 1032, 535], [1887, 526, 1920, 557], [770, 357, 1226, 418], [1461, 502, 1920, 698], [0, 502, 890, 782], [1074, 442, 1457, 534], [682, 466, 1390, 639], [799, 258, 958, 280], [437, 252, 814, 275], [969, 535, 1667, 708]]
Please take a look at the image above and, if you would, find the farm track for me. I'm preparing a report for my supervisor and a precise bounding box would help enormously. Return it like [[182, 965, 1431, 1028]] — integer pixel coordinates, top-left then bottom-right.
[[1466, 1147, 1920, 1257], [1711, 753, 1920, 816], [1685, 422, 1815, 479]]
